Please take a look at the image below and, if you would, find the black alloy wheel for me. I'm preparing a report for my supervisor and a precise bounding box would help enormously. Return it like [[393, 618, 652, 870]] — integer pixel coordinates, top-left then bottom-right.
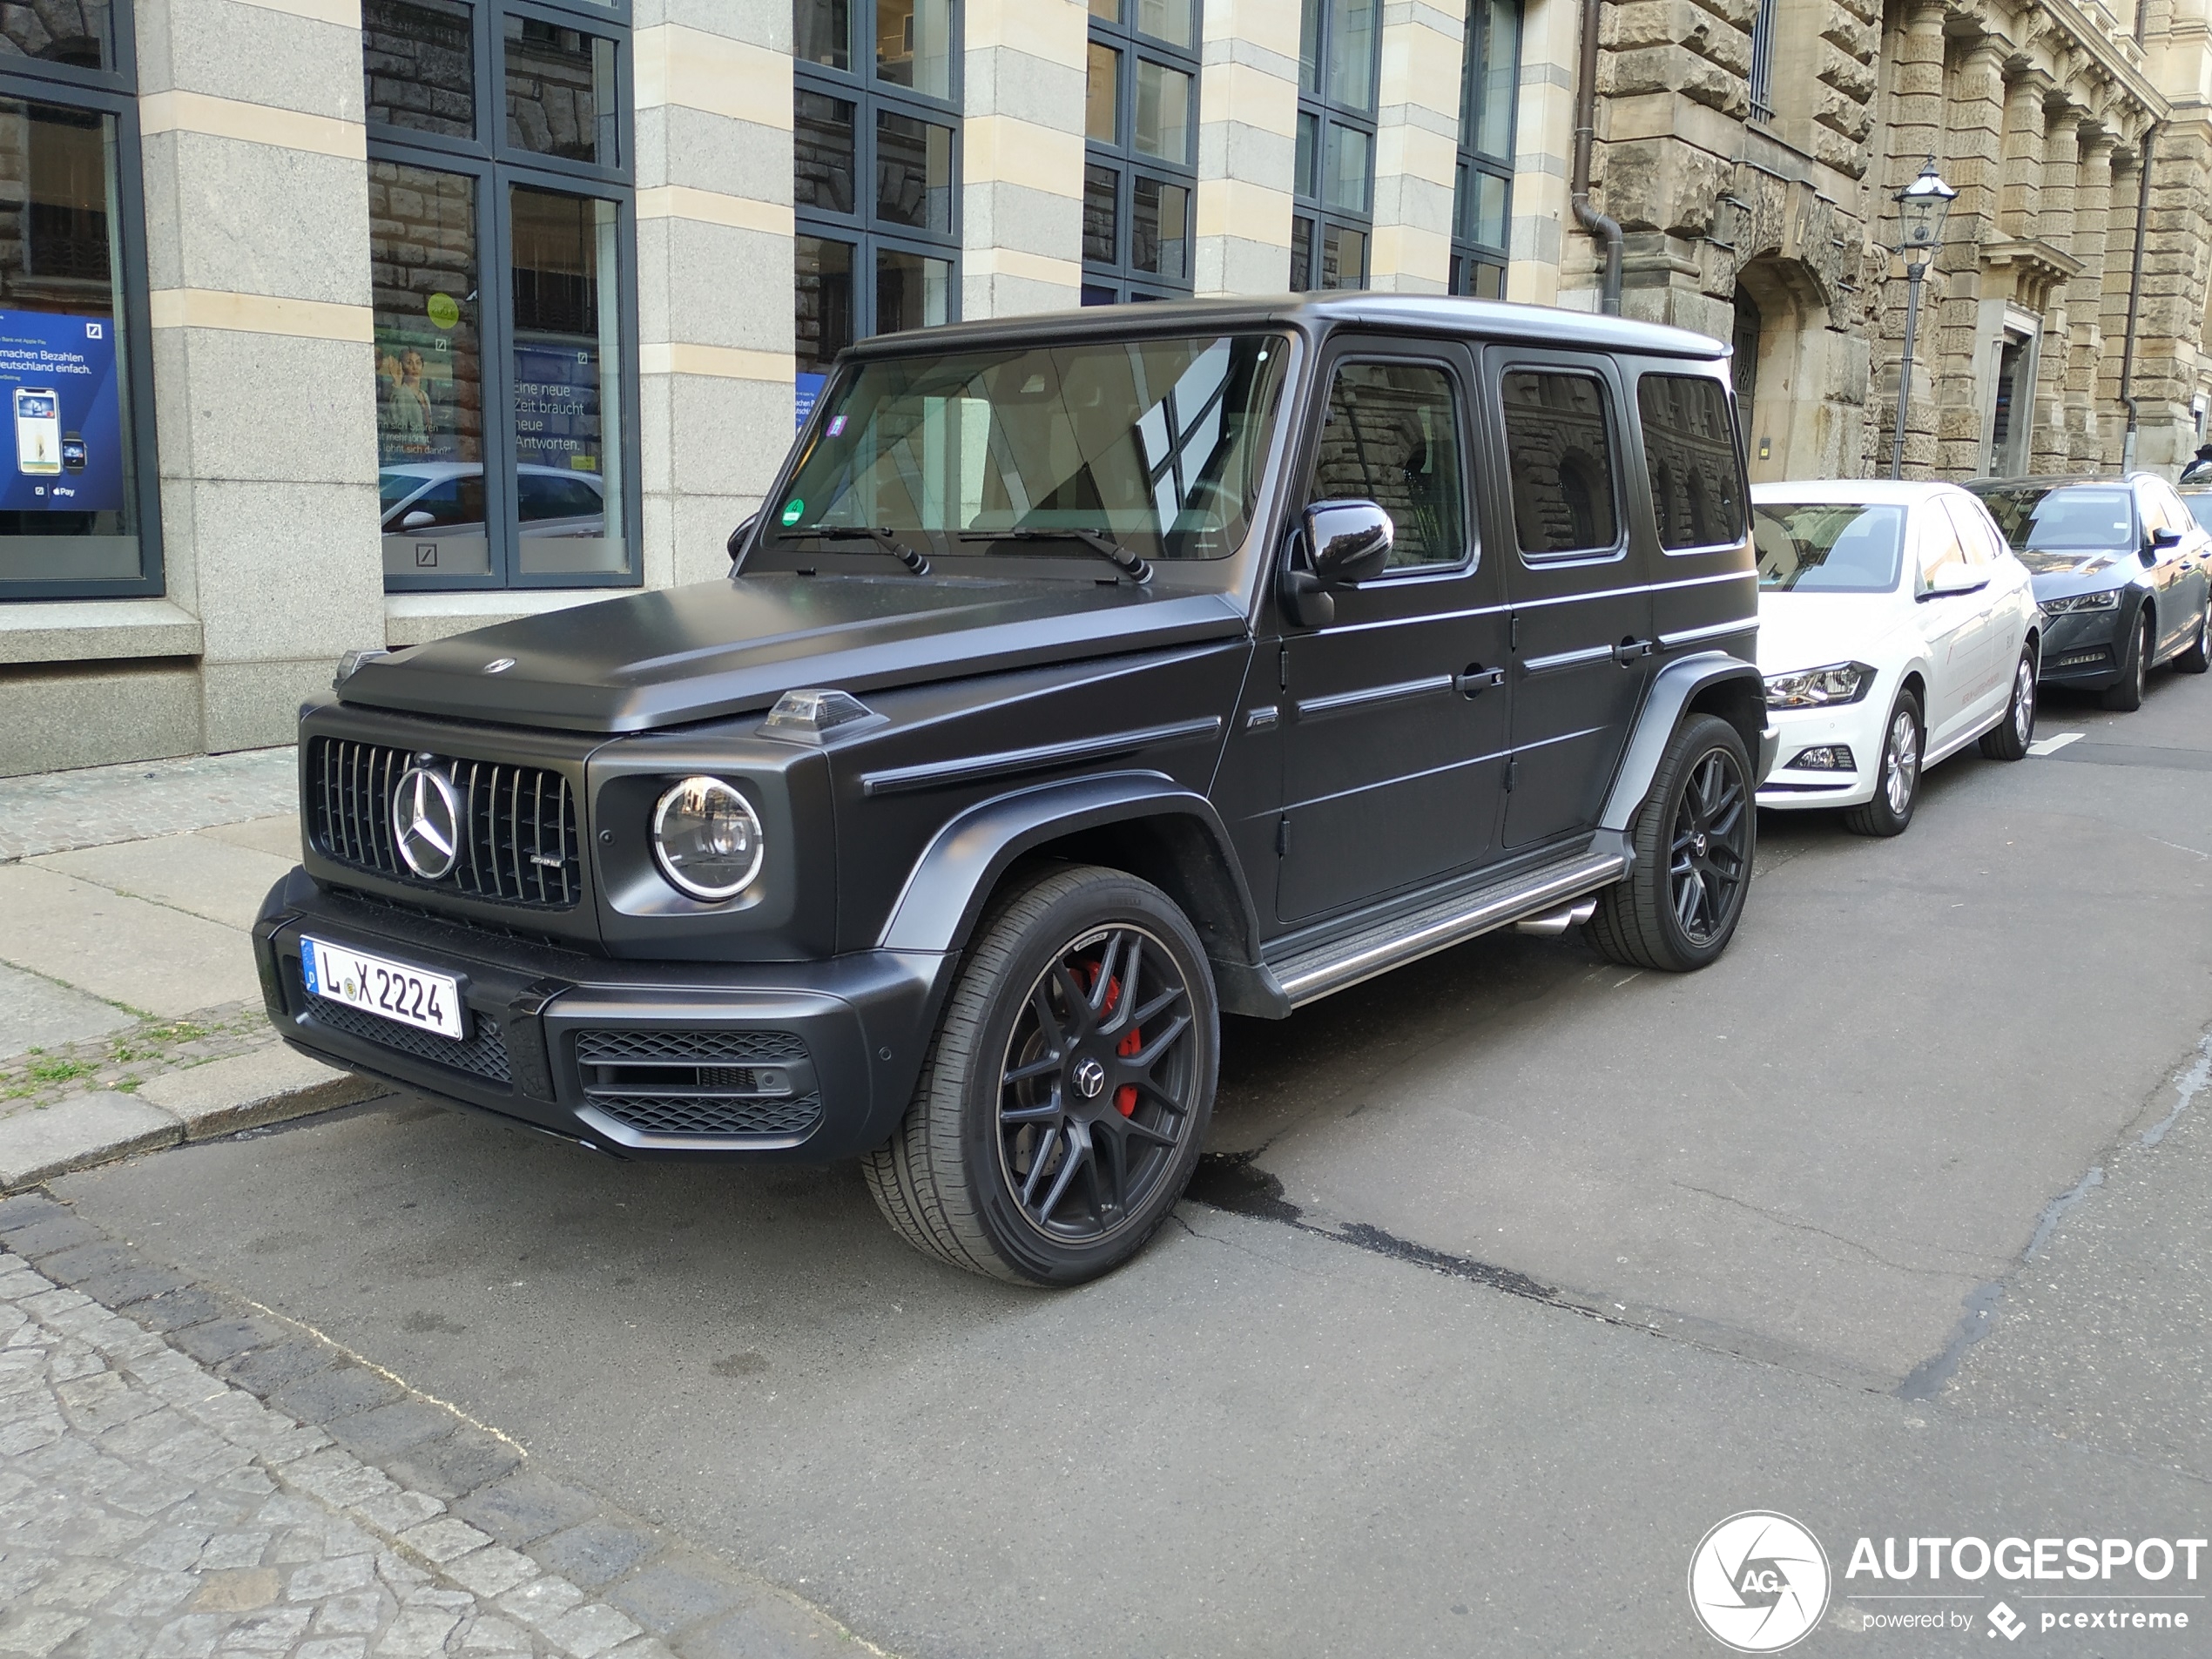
[[2102, 612, 2152, 711], [1980, 642, 2037, 759], [1588, 713, 1754, 972], [863, 864, 1218, 1285]]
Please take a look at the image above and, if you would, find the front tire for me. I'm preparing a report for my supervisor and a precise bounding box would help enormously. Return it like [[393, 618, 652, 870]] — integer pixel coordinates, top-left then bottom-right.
[[2101, 612, 2151, 711], [1979, 642, 2037, 760], [862, 863, 1218, 1286], [1844, 690, 1921, 837], [1587, 713, 1753, 972]]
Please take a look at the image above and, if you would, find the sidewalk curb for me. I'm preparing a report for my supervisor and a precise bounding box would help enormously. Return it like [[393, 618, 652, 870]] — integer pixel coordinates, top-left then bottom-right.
[[0, 1052, 380, 1191]]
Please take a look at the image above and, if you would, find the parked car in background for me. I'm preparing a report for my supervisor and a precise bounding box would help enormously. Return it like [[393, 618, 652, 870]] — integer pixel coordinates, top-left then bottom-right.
[[1966, 474, 2211, 710], [1750, 481, 2039, 836], [2180, 483, 2212, 537]]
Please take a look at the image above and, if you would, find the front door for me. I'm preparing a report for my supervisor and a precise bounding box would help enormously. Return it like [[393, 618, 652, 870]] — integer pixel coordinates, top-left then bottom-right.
[[1910, 502, 1983, 751], [1485, 348, 1655, 849], [1275, 345, 1511, 924]]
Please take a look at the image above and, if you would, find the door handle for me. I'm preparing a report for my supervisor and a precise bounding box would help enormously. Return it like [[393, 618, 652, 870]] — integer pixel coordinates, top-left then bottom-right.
[[1455, 664, 1506, 696], [1613, 637, 1656, 664]]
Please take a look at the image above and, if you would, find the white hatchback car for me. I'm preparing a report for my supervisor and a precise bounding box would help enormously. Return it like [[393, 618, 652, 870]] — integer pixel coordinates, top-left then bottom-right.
[[1751, 480, 2040, 835]]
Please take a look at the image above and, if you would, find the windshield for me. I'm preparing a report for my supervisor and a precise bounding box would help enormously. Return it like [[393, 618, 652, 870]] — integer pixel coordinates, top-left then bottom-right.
[[772, 334, 1290, 561], [1976, 486, 2133, 551], [1753, 502, 1905, 592]]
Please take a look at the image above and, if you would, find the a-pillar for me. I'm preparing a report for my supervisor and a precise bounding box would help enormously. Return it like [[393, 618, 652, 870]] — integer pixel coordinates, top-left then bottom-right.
[[1367, 1, 1463, 293], [1192, 0, 1299, 294], [960, 0, 1087, 318]]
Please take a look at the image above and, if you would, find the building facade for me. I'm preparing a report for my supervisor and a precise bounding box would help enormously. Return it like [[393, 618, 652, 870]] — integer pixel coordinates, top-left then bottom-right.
[[3, 0, 2209, 778]]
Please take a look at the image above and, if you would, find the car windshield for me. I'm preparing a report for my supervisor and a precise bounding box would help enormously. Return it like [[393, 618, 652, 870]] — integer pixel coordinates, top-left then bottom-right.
[[772, 334, 1291, 562], [1753, 502, 1905, 592], [1975, 486, 2133, 551], [2184, 492, 2212, 535]]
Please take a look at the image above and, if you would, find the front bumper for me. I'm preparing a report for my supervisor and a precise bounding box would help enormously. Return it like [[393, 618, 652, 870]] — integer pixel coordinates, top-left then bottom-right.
[[2035, 606, 2127, 686], [1755, 700, 1881, 810], [252, 868, 945, 1163]]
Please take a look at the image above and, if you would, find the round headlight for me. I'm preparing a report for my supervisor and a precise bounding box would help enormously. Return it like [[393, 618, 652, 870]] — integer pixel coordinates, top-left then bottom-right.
[[651, 777, 764, 900]]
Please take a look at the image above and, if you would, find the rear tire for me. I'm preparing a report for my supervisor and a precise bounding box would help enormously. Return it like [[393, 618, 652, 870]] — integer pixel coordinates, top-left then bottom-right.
[[1844, 690, 1921, 837], [2101, 612, 2151, 711], [1587, 713, 1753, 973], [1979, 643, 2037, 760], [2176, 601, 2210, 674], [862, 863, 1218, 1286]]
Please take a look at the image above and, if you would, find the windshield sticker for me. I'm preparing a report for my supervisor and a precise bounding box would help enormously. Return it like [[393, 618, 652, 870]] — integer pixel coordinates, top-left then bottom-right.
[[827, 415, 847, 437], [780, 499, 805, 527]]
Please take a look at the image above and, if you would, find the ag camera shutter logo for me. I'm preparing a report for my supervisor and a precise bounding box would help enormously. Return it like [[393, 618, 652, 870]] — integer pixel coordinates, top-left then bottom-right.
[[1688, 1511, 1831, 1652]]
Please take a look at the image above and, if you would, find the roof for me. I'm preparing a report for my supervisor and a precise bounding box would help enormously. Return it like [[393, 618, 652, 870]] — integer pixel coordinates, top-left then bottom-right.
[[842, 293, 1729, 363], [1750, 479, 1972, 506], [1963, 475, 2137, 491]]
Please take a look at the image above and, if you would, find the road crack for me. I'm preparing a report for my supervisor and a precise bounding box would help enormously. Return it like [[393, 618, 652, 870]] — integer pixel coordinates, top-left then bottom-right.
[[1669, 1181, 1993, 1281]]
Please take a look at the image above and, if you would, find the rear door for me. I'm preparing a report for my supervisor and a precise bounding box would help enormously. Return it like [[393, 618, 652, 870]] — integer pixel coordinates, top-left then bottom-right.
[[1482, 347, 1652, 849], [1623, 363, 1757, 667], [1274, 340, 1511, 923], [2138, 478, 2208, 655]]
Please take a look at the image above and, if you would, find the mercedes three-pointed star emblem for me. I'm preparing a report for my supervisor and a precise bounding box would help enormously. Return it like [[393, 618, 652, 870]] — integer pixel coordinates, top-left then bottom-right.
[[391, 763, 462, 880]]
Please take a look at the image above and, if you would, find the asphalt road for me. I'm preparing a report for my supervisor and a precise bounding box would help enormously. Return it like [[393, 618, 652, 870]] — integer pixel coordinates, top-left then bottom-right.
[[53, 664, 2212, 1657]]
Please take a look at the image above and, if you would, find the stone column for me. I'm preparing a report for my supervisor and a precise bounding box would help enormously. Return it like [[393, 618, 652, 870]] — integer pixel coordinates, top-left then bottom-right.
[[631, 6, 795, 591], [1997, 69, 2051, 237], [2067, 133, 2117, 470], [960, 0, 1087, 318], [134, 0, 384, 751], [1367, 0, 1462, 293], [1192, 0, 1299, 294], [2028, 113, 2078, 474], [1873, 3, 1951, 475], [1507, 0, 1575, 302], [2128, 122, 2212, 469], [1930, 37, 2005, 476], [2097, 140, 2141, 469]]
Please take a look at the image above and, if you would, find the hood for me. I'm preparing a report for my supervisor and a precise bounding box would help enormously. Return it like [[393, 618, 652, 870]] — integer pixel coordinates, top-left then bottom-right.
[[2014, 546, 2128, 578], [340, 573, 1250, 733], [1753, 590, 1902, 673]]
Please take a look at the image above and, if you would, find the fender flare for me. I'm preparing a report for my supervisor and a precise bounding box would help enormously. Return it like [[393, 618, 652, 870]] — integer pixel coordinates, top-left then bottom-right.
[[1601, 651, 1770, 832], [876, 770, 1264, 965]]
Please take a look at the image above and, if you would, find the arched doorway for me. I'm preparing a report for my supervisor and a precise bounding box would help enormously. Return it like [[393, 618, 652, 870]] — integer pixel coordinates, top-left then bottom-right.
[[1730, 255, 1839, 481]]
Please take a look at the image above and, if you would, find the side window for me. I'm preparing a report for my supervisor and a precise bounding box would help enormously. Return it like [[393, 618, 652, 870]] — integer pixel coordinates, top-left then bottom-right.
[[1636, 374, 1743, 550], [1309, 360, 1469, 569], [1916, 506, 1966, 590], [1942, 498, 1993, 565], [2148, 482, 2189, 536], [1501, 369, 1621, 556]]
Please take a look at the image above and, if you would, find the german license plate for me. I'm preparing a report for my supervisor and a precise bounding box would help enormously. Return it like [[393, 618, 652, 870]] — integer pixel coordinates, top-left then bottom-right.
[[301, 936, 464, 1040]]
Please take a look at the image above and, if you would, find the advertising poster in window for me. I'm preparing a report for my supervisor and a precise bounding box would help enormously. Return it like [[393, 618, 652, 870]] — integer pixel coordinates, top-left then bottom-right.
[[374, 320, 465, 464], [513, 340, 608, 536], [0, 310, 122, 514]]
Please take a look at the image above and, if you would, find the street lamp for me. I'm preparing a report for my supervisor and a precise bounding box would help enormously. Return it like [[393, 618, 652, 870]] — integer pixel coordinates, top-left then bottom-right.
[[1889, 157, 1958, 479]]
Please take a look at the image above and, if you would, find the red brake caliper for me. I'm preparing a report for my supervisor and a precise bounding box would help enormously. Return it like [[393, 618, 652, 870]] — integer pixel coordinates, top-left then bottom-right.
[[1085, 961, 1143, 1116]]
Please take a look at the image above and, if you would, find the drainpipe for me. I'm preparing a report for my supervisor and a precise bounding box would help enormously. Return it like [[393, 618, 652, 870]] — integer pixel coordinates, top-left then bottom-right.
[[1570, 0, 1623, 314], [2119, 124, 2157, 471]]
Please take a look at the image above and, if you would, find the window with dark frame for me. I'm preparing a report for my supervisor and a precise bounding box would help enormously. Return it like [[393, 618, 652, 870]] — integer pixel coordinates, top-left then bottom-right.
[[793, 0, 961, 426], [0, 0, 165, 602], [1449, 0, 1519, 299], [1082, 0, 1198, 305], [362, 0, 637, 593], [1747, 0, 1776, 125], [1291, 0, 1380, 291]]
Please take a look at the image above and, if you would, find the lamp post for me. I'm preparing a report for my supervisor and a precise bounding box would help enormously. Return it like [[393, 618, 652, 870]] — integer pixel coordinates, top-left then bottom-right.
[[1889, 157, 1958, 479]]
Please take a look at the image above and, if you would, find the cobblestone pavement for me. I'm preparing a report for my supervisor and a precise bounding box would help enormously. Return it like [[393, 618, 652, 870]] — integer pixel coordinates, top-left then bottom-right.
[[0, 1194, 868, 1659], [0, 748, 298, 864], [1, 1001, 274, 1124]]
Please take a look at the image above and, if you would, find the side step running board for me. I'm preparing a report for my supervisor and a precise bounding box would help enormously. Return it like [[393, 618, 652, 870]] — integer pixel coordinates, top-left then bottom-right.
[[1268, 844, 1629, 1008], [1514, 896, 1598, 936]]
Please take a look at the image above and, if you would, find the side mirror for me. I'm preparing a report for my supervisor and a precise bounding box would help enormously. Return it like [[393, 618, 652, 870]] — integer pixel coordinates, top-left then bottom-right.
[[728, 510, 761, 565], [2150, 526, 2183, 550], [1919, 563, 1989, 600], [401, 509, 436, 531], [1306, 499, 1394, 583]]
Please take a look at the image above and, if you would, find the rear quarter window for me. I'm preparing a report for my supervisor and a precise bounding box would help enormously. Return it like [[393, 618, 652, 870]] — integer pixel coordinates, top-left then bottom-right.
[[1636, 374, 1744, 550]]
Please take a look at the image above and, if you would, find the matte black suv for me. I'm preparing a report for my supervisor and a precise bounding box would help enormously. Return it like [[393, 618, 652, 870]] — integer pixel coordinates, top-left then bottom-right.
[[255, 296, 1776, 1285]]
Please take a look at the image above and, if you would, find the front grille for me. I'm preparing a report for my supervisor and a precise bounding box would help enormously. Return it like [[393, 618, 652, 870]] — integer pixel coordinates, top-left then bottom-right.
[[287, 960, 513, 1085], [573, 1028, 819, 1140], [586, 1093, 825, 1138], [309, 738, 582, 909]]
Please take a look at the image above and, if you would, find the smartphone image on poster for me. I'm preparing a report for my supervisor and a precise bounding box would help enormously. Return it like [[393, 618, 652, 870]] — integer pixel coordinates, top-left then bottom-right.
[[15, 388, 60, 475]]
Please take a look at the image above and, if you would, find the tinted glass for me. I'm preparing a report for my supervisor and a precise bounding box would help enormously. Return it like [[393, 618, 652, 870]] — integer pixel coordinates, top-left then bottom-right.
[[1087, 41, 1119, 142], [363, 0, 475, 138], [875, 111, 952, 233], [776, 334, 1290, 560], [1318, 223, 1364, 288], [2184, 492, 2212, 535], [1637, 374, 1743, 550], [1134, 59, 1190, 161], [1752, 502, 1903, 592], [504, 17, 617, 165], [1131, 177, 1186, 277], [795, 0, 850, 70], [1136, 0, 1193, 44], [372, 161, 485, 576], [1976, 485, 2133, 551], [1289, 214, 1312, 290], [1082, 163, 1117, 264], [1321, 123, 1370, 212], [875, 247, 949, 334], [876, 0, 951, 98], [509, 185, 624, 575], [1465, 0, 1519, 158], [1325, 0, 1379, 109], [794, 90, 855, 214], [1502, 371, 1619, 554], [795, 234, 854, 374], [1311, 361, 1467, 568], [0, 1, 113, 69]]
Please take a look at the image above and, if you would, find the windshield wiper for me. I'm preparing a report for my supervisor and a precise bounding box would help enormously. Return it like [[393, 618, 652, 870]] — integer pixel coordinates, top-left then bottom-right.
[[802, 526, 929, 576], [956, 528, 1152, 583]]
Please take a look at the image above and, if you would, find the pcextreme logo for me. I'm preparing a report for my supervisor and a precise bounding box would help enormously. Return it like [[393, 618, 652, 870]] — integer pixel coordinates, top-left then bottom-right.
[[1688, 1511, 1832, 1653]]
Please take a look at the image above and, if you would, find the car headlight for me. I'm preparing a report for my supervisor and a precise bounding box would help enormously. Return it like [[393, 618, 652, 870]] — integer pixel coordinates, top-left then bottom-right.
[[1763, 661, 1876, 709], [651, 777, 764, 900], [2040, 589, 2122, 617]]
